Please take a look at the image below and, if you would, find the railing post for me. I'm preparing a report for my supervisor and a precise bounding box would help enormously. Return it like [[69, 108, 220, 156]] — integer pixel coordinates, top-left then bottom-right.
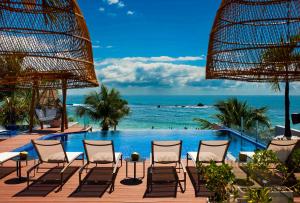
[[256, 120, 259, 149]]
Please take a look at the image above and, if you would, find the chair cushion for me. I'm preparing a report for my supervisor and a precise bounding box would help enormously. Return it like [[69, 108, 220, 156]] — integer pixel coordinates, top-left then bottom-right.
[[198, 152, 219, 162], [35, 109, 45, 119], [154, 152, 178, 163], [45, 108, 57, 118], [47, 152, 66, 162], [90, 152, 114, 163]]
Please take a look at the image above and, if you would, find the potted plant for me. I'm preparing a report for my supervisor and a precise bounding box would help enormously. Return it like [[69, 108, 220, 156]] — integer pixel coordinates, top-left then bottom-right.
[[197, 161, 237, 202], [236, 149, 297, 202]]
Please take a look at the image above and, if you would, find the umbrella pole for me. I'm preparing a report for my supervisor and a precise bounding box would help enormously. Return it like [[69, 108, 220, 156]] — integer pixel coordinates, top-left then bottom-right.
[[29, 82, 37, 133], [61, 80, 67, 132]]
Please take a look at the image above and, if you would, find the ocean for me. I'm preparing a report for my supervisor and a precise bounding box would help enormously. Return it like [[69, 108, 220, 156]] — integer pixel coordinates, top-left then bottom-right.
[[66, 95, 300, 130]]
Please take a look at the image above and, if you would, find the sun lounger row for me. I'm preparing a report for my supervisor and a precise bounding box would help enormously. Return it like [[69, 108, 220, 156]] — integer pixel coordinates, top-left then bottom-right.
[[0, 139, 298, 195], [25, 139, 231, 193]]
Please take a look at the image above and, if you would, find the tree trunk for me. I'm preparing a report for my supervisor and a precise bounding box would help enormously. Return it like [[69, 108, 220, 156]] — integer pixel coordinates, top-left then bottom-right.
[[102, 124, 109, 131], [284, 81, 292, 138]]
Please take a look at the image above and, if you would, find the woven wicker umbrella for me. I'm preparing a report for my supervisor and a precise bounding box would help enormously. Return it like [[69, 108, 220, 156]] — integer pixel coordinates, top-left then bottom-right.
[[206, 0, 300, 137], [0, 0, 99, 132]]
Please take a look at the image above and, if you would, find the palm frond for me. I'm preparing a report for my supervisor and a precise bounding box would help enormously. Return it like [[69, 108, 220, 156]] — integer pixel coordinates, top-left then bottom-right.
[[193, 118, 215, 129]]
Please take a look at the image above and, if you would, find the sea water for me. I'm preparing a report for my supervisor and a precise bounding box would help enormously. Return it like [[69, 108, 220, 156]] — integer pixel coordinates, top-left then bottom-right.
[[66, 95, 300, 130]]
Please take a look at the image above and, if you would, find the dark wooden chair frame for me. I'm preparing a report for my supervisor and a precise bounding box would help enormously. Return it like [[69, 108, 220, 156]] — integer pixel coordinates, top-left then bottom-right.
[[78, 140, 122, 194], [147, 140, 186, 194], [27, 140, 84, 192]]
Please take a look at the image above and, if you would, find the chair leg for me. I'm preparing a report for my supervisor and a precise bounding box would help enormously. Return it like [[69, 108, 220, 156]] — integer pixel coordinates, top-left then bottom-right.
[[56, 173, 63, 192], [186, 153, 189, 166], [109, 173, 116, 193]]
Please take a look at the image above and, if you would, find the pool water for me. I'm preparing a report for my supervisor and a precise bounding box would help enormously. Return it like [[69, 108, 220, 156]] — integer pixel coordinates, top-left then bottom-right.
[[14, 130, 264, 160]]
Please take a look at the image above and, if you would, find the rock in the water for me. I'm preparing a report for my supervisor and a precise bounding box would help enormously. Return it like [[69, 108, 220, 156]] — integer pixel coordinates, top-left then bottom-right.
[[197, 103, 204, 107]]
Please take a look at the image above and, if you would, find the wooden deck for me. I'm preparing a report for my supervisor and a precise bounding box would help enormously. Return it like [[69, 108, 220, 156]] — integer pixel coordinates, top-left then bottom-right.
[[0, 125, 91, 153], [0, 126, 299, 202]]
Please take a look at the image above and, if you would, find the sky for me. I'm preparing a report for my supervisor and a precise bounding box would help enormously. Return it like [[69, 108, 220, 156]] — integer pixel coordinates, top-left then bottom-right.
[[71, 0, 300, 95]]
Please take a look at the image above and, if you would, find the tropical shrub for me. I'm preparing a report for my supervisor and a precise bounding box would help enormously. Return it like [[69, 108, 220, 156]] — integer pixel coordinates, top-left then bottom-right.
[[0, 90, 33, 126], [197, 161, 236, 202], [245, 187, 272, 203]]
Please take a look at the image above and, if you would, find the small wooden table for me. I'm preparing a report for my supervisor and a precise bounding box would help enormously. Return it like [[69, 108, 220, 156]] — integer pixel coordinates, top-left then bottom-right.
[[123, 158, 146, 185]]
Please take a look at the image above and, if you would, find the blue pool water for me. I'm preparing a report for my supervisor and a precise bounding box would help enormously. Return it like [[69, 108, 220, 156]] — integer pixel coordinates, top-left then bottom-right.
[[14, 130, 265, 160]]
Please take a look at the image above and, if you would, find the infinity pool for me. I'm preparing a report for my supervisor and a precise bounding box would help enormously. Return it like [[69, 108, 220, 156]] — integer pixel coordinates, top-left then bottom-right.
[[14, 130, 265, 160]]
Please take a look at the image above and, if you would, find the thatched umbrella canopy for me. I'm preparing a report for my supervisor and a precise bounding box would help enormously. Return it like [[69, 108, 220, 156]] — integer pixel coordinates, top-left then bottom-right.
[[206, 0, 300, 137], [0, 0, 99, 132]]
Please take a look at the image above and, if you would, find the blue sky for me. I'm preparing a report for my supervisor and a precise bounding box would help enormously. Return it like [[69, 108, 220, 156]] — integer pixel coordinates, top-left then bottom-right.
[[72, 0, 300, 95]]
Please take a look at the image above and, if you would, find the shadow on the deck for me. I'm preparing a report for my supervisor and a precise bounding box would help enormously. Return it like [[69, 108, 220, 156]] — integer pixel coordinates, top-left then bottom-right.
[[0, 167, 16, 180], [186, 166, 214, 198], [14, 166, 78, 197], [70, 167, 116, 198], [143, 167, 178, 198]]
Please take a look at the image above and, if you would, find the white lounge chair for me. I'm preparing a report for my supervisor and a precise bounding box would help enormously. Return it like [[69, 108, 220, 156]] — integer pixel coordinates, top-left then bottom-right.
[[0, 152, 20, 165], [79, 140, 122, 193], [187, 140, 230, 165], [239, 139, 299, 163], [27, 140, 83, 191], [187, 140, 230, 192], [147, 140, 186, 193]]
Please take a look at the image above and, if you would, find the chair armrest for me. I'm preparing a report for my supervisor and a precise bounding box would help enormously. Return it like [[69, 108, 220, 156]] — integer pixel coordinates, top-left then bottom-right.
[[113, 155, 122, 174], [79, 162, 89, 174], [60, 153, 82, 174], [180, 160, 187, 174]]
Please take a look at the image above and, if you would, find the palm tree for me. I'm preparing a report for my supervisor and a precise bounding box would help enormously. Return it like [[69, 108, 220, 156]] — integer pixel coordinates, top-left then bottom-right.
[[194, 98, 270, 131], [260, 34, 300, 138], [76, 85, 130, 131]]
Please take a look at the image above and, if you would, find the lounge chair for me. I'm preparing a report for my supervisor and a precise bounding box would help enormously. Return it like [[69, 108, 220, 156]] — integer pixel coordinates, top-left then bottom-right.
[[239, 139, 299, 164], [27, 140, 83, 191], [0, 152, 20, 177], [186, 140, 230, 192], [187, 140, 230, 165], [147, 140, 186, 193], [79, 140, 122, 193]]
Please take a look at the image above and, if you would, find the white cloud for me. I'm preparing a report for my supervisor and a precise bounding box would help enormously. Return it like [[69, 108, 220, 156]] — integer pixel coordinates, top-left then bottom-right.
[[118, 1, 125, 8], [127, 10, 134, 15], [99, 7, 105, 12], [104, 0, 125, 7], [96, 56, 205, 66], [107, 0, 119, 5], [95, 56, 242, 90], [92, 42, 113, 49], [92, 45, 102, 49]]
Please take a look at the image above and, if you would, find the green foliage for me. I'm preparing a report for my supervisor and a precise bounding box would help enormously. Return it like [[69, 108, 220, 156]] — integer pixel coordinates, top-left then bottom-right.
[[246, 150, 282, 184], [0, 90, 33, 126], [76, 84, 130, 131], [196, 161, 236, 202], [247, 150, 280, 172], [290, 148, 300, 168], [68, 117, 75, 122], [245, 187, 272, 203], [246, 149, 300, 186], [194, 98, 270, 131], [193, 118, 215, 129]]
